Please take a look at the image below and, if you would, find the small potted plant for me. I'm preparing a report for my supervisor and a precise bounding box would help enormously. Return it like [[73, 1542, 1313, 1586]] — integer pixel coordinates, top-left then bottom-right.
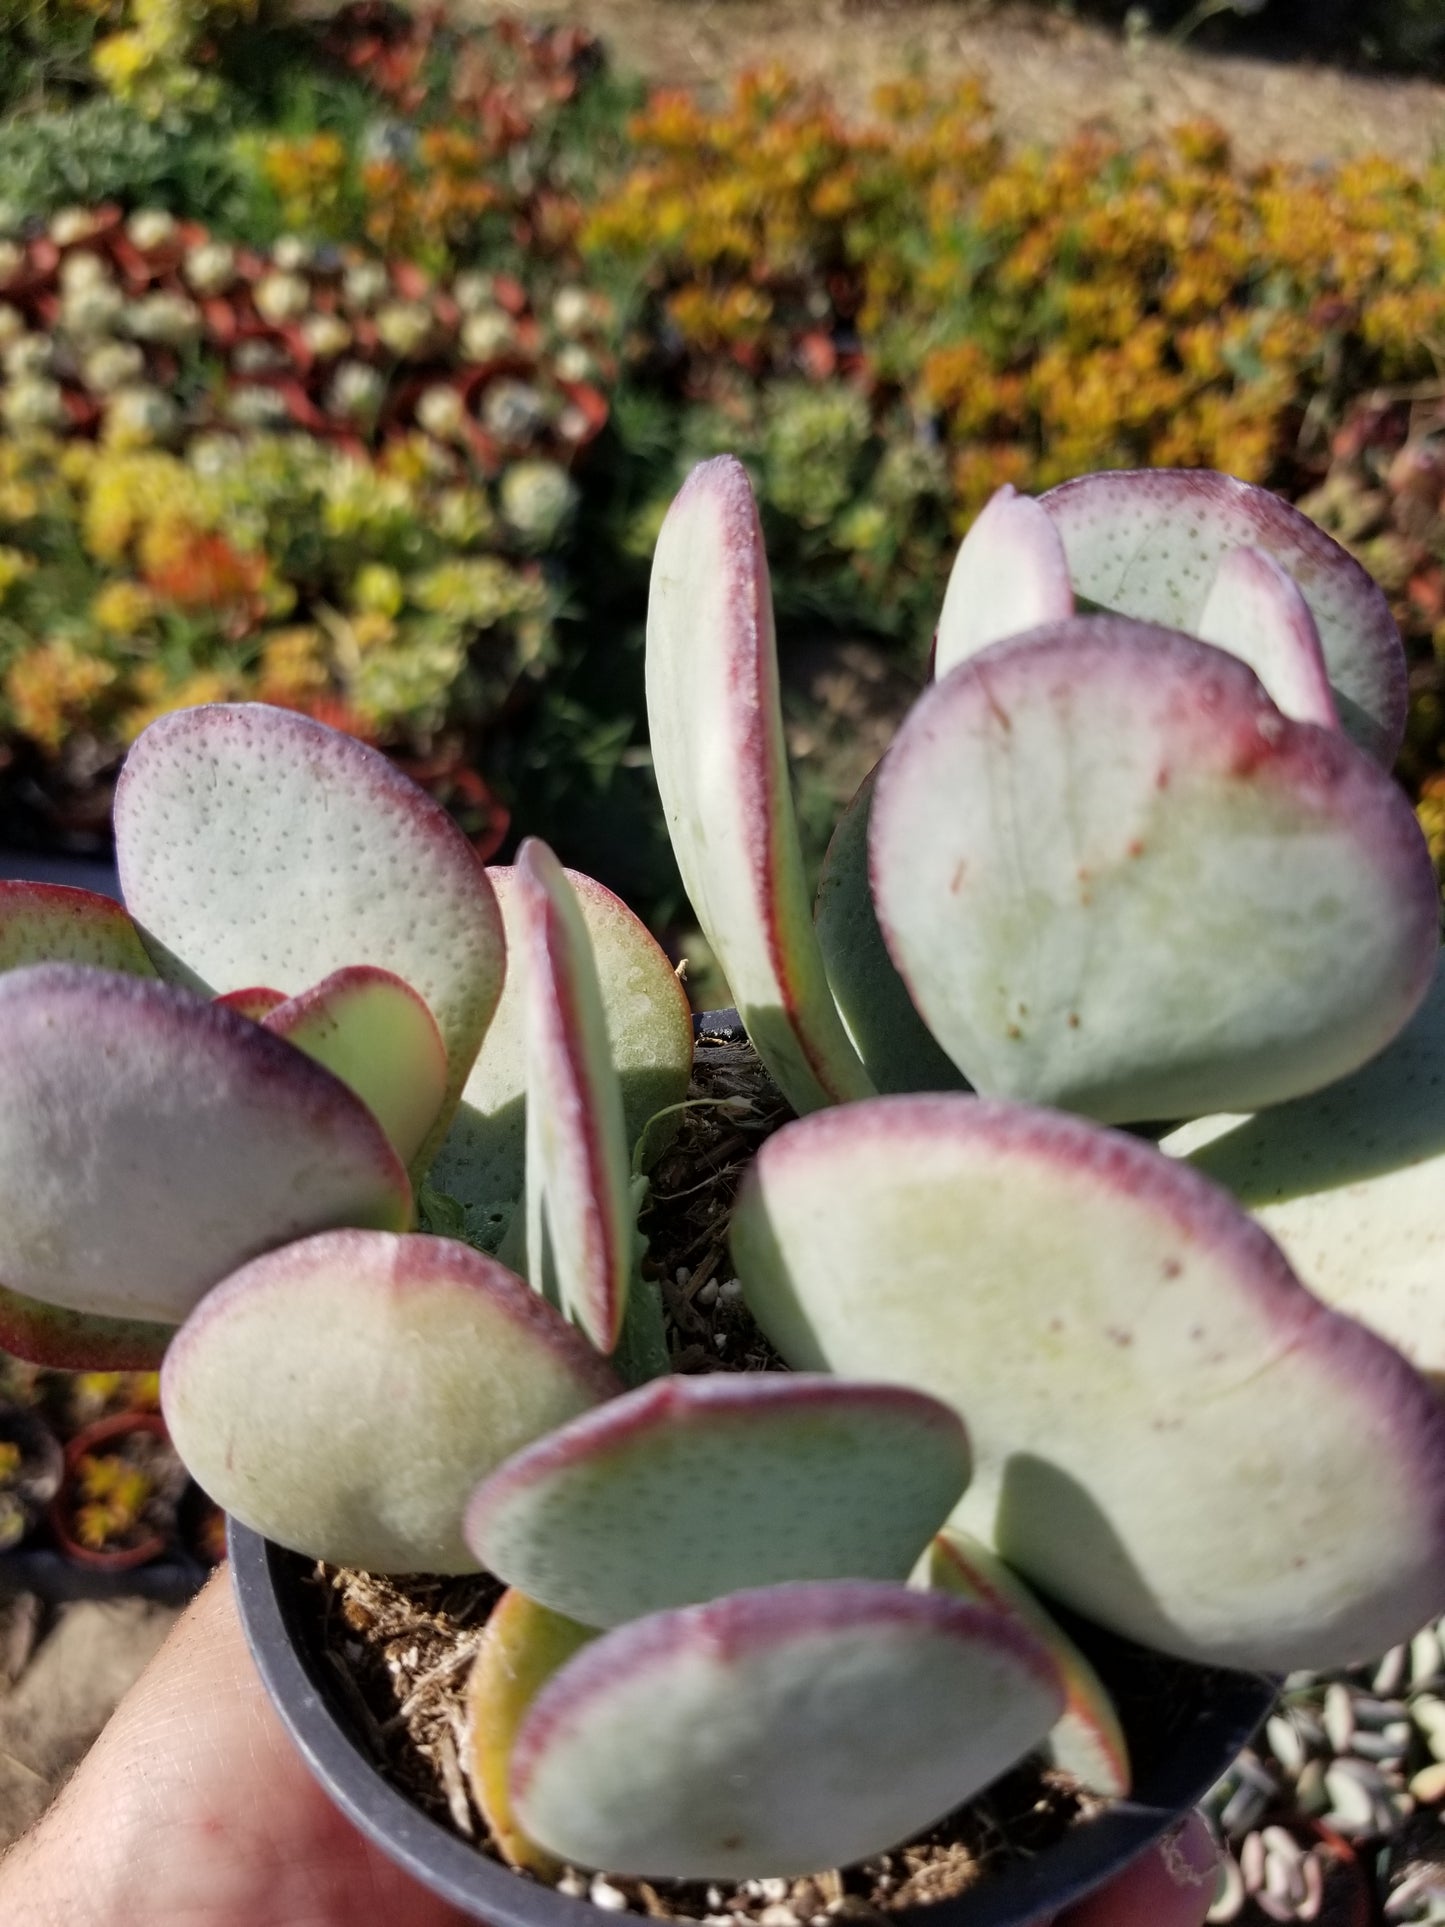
[[0, 450, 1440, 1922], [48, 1409, 186, 1572]]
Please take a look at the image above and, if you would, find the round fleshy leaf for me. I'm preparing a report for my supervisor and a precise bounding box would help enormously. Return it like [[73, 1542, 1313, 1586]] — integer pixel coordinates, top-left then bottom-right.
[[920, 1530, 1130, 1798], [467, 1374, 971, 1628], [933, 486, 1075, 680], [161, 1230, 622, 1572], [732, 1096, 1445, 1671], [646, 456, 873, 1113], [113, 703, 505, 1167], [1163, 951, 1445, 1381], [814, 767, 970, 1095], [513, 841, 634, 1353], [428, 863, 692, 1245], [1041, 469, 1406, 763], [265, 966, 448, 1168], [871, 622, 1438, 1123], [464, 1589, 597, 1873], [0, 880, 155, 978], [511, 1580, 1062, 1879], [1196, 546, 1339, 731], [0, 1281, 174, 1372], [0, 964, 411, 1326]]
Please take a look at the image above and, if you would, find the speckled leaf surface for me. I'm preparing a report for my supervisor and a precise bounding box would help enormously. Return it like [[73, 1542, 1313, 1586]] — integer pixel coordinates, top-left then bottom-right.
[[161, 1230, 622, 1572], [0, 964, 411, 1326], [514, 840, 634, 1353], [933, 486, 1075, 680], [1196, 546, 1339, 731], [920, 1530, 1130, 1798], [646, 457, 873, 1114], [464, 1589, 596, 1873], [871, 622, 1438, 1123], [114, 703, 505, 1166], [1041, 470, 1406, 762], [510, 1581, 1062, 1879], [814, 768, 969, 1095], [0, 880, 155, 977], [428, 864, 692, 1244], [1163, 951, 1445, 1380], [466, 1374, 971, 1628], [266, 966, 448, 1168], [0, 1282, 175, 1372], [732, 1096, 1445, 1671]]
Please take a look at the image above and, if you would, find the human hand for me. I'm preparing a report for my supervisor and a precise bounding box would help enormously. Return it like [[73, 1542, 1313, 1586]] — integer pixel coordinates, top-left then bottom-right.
[[0, 1569, 464, 1926], [0, 1571, 1218, 1927]]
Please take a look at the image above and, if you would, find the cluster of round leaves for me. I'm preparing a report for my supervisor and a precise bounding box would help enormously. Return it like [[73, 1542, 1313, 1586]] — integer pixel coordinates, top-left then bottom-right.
[[5, 471, 1445, 1884], [646, 453, 1445, 1731], [0, 700, 1113, 1881]]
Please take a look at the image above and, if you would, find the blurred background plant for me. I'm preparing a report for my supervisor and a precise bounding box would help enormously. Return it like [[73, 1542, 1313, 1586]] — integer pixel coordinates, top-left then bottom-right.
[[4, 2, 1445, 925], [0, 200, 622, 859]]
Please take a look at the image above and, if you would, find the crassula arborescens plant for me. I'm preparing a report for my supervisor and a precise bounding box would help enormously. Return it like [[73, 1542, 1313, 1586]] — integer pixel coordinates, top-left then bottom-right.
[[0, 700, 1090, 1879], [642, 460, 1445, 1758], [0, 445, 1442, 1889]]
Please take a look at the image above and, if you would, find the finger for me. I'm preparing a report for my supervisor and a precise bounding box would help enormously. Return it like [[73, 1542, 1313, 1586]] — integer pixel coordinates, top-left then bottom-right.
[[11, 1567, 471, 1927]]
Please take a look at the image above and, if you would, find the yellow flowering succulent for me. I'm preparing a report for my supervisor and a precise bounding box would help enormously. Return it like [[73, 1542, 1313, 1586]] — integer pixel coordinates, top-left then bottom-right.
[[351, 563, 407, 621], [0, 547, 35, 601], [587, 68, 1445, 524], [90, 580, 157, 635], [5, 641, 118, 752], [88, 0, 260, 114]]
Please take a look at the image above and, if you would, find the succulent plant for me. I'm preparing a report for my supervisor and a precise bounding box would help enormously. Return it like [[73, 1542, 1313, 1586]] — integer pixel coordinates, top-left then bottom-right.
[[254, 270, 312, 327], [183, 240, 237, 296], [1, 375, 67, 431], [298, 312, 353, 360], [1, 452, 1443, 1891], [635, 460, 1445, 1799], [375, 297, 438, 360], [126, 209, 179, 252], [82, 339, 145, 393], [460, 307, 518, 360], [104, 382, 181, 448], [126, 290, 202, 348]]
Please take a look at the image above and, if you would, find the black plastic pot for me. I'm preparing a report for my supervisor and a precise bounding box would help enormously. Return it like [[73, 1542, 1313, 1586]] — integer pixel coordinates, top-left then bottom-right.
[[0, 1542, 210, 1605], [230, 1521, 1276, 1927]]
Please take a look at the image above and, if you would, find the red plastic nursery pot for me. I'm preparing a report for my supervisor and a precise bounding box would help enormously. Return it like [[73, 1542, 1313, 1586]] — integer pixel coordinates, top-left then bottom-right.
[[49, 1411, 179, 1573], [228, 1521, 1276, 1927]]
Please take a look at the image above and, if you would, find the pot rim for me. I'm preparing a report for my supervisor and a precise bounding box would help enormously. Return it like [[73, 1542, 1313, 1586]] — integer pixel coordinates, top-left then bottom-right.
[[229, 1520, 1275, 1927]]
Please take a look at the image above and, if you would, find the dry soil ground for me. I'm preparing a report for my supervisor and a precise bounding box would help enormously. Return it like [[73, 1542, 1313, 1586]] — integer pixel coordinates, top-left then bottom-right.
[[465, 0, 1445, 169], [0, 1593, 178, 1851], [3, 0, 1444, 1865]]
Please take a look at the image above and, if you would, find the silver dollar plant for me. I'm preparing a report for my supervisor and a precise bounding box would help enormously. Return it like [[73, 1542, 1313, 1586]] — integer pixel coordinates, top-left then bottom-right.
[[0, 446, 1440, 1883]]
